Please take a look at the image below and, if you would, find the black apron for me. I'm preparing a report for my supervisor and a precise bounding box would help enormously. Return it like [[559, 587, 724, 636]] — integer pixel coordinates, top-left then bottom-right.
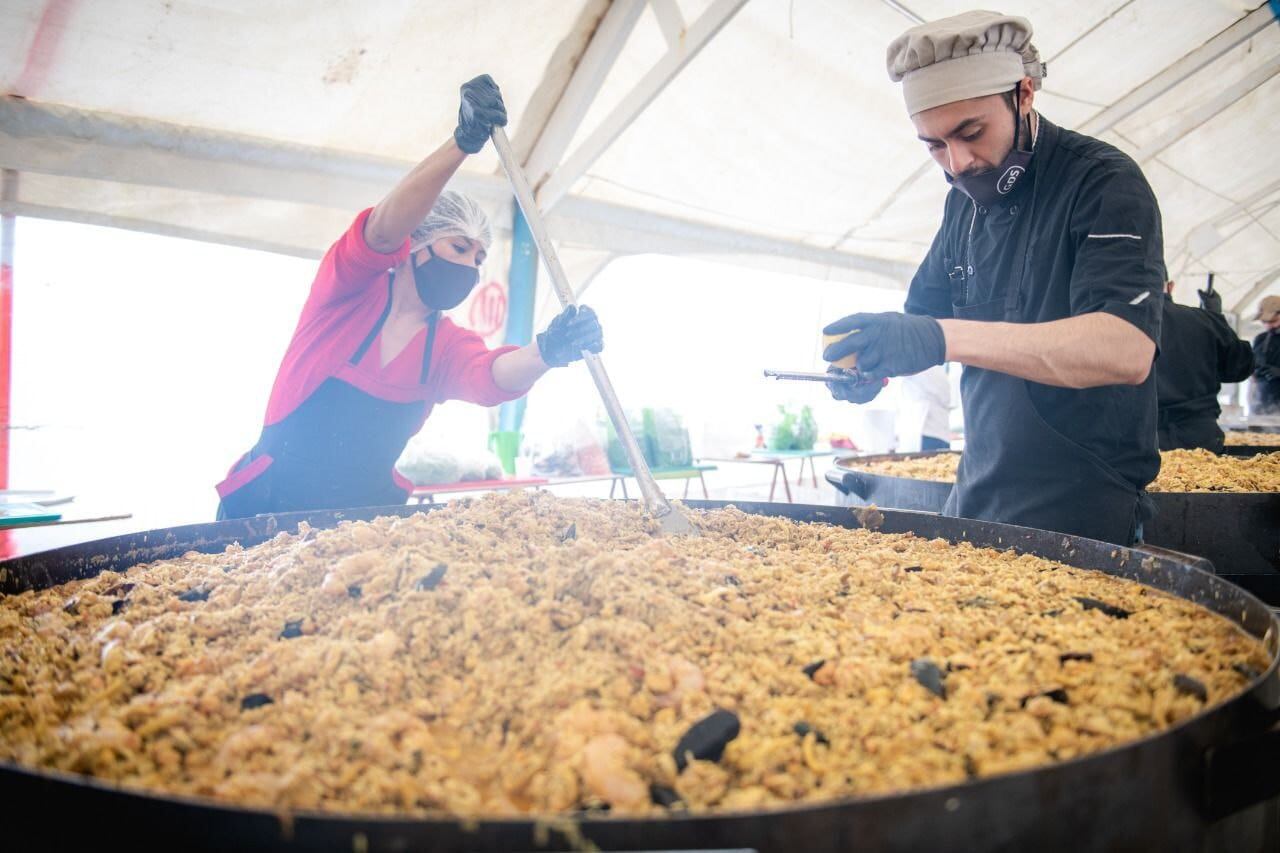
[[1157, 412, 1224, 454], [1155, 300, 1252, 453], [218, 282, 439, 519], [941, 162, 1153, 546]]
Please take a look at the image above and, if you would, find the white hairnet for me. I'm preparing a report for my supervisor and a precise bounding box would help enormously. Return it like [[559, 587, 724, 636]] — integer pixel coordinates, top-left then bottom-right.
[[409, 190, 493, 252]]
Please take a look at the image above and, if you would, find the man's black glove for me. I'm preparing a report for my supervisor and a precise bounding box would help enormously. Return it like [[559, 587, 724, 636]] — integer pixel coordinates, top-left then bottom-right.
[[537, 305, 603, 367], [822, 312, 946, 379], [454, 75, 508, 154], [1198, 287, 1223, 315], [825, 366, 887, 404], [1259, 365, 1280, 382]]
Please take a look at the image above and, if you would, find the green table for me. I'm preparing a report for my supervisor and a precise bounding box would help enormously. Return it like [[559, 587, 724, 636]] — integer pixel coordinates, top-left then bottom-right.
[[700, 449, 835, 502], [607, 464, 718, 500]]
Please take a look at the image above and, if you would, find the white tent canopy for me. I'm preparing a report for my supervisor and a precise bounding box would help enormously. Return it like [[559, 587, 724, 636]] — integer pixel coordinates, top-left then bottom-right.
[[1, 0, 1278, 315]]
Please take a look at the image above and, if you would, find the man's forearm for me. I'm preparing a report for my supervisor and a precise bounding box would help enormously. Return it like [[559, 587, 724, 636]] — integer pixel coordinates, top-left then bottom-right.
[[492, 345, 550, 393], [364, 140, 468, 252], [938, 313, 1155, 388]]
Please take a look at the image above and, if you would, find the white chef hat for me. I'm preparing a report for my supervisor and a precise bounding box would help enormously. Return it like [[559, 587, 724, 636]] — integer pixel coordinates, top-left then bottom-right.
[[886, 10, 1046, 116]]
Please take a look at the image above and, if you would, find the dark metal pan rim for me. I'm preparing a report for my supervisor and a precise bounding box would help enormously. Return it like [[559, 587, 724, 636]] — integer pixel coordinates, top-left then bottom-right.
[[0, 659, 1272, 830], [831, 452, 1279, 495], [1, 500, 1277, 832]]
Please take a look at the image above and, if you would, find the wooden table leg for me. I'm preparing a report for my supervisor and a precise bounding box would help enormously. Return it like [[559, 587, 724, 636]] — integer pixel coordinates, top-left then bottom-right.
[[781, 463, 794, 503], [621, 478, 630, 500], [700, 472, 709, 499], [609, 478, 617, 499], [801, 457, 818, 488], [768, 463, 779, 502]]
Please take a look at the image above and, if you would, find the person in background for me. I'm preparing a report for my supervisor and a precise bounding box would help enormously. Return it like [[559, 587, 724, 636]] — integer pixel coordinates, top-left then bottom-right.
[[902, 365, 953, 451], [1155, 280, 1253, 452], [216, 76, 603, 519], [1251, 295, 1280, 415]]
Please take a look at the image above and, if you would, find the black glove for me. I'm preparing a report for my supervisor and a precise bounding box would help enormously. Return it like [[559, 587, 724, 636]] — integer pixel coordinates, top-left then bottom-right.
[[1259, 366, 1280, 382], [537, 305, 603, 367], [454, 74, 507, 154], [826, 366, 887, 404], [1198, 287, 1223, 314], [822, 312, 946, 379]]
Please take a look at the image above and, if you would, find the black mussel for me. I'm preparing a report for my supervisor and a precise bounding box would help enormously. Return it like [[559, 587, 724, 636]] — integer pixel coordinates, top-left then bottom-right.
[[1074, 597, 1130, 619], [241, 693, 274, 711], [793, 721, 830, 746], [911, 658, 947, 700], [1173, 674, 1207, 702], [649, 784, 683, 808], [415, 563, 448, 591], [674, 709, 741, 772]]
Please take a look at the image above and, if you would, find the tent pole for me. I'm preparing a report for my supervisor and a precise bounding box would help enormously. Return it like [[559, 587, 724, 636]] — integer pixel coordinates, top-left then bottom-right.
[[0, 169, 16, 490], [497, 202, 538, 438]]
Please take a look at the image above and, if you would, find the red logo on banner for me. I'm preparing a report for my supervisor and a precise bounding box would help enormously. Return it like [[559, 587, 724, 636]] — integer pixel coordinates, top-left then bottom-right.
[[468, 280, 508, 339]]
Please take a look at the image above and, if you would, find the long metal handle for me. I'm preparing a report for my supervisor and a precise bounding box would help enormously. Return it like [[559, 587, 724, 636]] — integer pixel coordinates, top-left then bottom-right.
[[764, 369, 870, 385], [490, 126, 672, 516]]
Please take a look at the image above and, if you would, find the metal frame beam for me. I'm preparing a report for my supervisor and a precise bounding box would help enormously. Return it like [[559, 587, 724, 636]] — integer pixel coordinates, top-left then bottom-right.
[[535, 0, 749, 212], [0, 199, 323, 259], [0, 97, 912, 286], [1173, 178, 1280, 275], [1077, 4, 1278, 136], [1134, 52, 1280, 162], [649, 0, 686, 47], [0, 96, 509, 209], [521, 0, 647, 191], [1231, 265, 1280, 315], [552, 195, 916, 283]]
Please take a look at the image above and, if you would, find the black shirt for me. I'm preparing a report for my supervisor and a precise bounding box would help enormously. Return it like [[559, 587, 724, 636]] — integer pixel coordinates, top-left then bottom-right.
[[1155, 299, 1253, 449], [1254, 329, 1280, 413], [906, 117, 1164, 492]]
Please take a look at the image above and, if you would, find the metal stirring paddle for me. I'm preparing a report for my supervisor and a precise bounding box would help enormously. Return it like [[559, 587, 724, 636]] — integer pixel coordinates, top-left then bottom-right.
[[490, 126, 698, 536]]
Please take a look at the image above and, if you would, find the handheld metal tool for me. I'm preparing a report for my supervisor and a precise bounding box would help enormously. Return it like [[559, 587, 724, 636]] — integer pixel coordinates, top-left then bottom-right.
[[764, 368, 877, 385], [490, 126, 698, 536]]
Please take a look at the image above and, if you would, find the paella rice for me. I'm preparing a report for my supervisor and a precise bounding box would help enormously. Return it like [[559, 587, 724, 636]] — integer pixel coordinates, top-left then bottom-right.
[[843, 450, 1280, 493], [0, 493, 1268, 818], [1151, 450, 1280, 492], [1224, 432, 1280, 447]]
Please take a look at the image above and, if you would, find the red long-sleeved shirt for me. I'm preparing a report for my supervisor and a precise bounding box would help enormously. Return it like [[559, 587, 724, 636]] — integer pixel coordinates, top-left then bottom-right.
[[262, 207, 521, 427]]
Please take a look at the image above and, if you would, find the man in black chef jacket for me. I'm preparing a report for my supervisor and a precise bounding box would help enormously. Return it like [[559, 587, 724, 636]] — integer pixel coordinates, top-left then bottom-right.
[[1155, 281, 1253, 453], [824, 10, 1164, 545]]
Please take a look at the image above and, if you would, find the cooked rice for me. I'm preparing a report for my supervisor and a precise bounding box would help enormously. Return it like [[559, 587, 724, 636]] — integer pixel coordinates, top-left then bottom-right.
[[0, 493, 1268, 818], [1224, 432, 1280, 447], [842, 450, 1280, 493]]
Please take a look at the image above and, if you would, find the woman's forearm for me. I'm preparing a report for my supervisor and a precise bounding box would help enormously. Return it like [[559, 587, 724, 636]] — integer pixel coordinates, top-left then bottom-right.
[[939, 312, 1155, 388], [492, 345, 550, 393], [364, 140, 468, 252]]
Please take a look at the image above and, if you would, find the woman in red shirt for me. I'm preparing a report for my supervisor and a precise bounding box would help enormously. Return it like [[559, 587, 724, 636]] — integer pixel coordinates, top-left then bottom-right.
[[216, 76, 602, 518]]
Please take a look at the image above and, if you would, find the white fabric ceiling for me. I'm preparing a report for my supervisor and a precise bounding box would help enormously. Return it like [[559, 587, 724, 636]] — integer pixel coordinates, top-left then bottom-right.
[[1, 0, 1277, 316]]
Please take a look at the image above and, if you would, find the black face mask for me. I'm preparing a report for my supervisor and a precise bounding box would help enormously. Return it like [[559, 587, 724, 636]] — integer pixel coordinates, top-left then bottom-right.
[[947, 89, 1034, 207], [412, 246, 479, 311]]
